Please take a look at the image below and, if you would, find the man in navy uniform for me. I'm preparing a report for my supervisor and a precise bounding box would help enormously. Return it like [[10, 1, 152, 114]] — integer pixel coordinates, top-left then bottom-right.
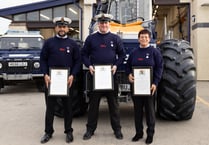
[[82, 13, 125, 140], [40, 17, 81, 143]]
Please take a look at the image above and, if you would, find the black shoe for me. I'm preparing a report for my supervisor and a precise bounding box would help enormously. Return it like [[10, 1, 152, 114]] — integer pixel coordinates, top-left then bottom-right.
[[83, 131, 94, 140], [132, 133, 143, 142], [66, 132, 73, 143], [114, 131, 123, 139], [145, 136, 153, 144], [40, 133, 52, 144]]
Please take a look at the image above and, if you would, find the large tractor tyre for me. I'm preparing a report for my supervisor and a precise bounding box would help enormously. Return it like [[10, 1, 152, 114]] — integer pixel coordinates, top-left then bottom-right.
[[157, 39, 196, 121], [54, 73, 88, 118]]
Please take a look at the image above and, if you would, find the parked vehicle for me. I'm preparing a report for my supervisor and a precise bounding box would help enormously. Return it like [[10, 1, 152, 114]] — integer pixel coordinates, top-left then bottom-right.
[[55, 0, 196, 120], [0, 30, 45, 92]]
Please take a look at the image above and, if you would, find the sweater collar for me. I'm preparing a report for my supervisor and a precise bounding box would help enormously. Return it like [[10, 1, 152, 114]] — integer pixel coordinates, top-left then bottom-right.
[[139, 44, 150, 48], [56, 34, 68, 39], [97, 29, 110, 34]]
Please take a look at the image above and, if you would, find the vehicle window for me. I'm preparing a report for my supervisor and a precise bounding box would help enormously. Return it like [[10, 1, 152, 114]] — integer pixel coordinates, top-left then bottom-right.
[[0, 37, 43, 49], [110, 0, 138, 24]]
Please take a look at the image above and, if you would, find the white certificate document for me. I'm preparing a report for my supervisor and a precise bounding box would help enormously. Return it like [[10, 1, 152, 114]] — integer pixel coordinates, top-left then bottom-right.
[[93, 65, 113, 90], [49, 68, 69, 96], [133, 67, 152, 95]]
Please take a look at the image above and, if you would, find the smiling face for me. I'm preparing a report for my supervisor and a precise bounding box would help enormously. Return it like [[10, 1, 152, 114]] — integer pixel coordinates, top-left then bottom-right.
[[55, 25, 69, 37], [98, 21, 110, 34], [138, 33, 151, 48], [138, 30, 151, 48]]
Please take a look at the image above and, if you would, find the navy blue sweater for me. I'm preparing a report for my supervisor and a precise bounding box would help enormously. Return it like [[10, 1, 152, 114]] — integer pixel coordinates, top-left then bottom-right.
[[40, 36, 81, 76], [82, 32, 125, 67], [126, 46, 163, 86]]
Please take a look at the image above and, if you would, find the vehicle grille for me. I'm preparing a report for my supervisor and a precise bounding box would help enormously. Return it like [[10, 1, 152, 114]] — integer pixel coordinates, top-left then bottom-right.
[[116, 71, 131, 92], [5, 60, 31, 73]]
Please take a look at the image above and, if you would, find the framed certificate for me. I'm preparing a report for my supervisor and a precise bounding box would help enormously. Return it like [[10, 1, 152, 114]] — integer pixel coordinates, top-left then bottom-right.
[[132, 66, 152, 96], [93, 65, 114, 90], [48, 68, 69, 96]]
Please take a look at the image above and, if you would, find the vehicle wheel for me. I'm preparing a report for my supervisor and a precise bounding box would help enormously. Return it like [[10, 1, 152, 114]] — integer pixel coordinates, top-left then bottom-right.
[[54, 73, 88, 118], [0, 78, 4, 92], [157, 39, 196, 120]]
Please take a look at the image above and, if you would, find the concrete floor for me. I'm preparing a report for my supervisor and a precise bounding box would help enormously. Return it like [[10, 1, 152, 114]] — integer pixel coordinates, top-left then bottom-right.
[[0, 81, 208, 145]]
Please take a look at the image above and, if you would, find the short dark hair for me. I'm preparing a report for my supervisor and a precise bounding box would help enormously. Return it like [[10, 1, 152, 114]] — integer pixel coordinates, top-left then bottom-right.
[[138, 29, 151, 38]]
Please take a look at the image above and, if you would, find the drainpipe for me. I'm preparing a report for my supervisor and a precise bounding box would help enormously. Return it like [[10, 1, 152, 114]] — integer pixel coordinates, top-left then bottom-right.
[[73, 0, 83, 41], [164, 16, 167, 40], [187, 4, 191, 43]]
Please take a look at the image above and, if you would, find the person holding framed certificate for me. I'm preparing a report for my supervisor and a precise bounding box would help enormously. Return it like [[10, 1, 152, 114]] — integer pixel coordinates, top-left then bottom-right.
[[40, 17, 81, 144], [126, 29, 163, 144], [81, 13, 125, 140]]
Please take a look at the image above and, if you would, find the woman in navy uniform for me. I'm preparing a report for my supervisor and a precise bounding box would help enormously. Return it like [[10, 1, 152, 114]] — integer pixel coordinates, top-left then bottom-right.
[[126, 29, 163, 144], [40, 17, 81, 144], [81, 13, 125, 140]]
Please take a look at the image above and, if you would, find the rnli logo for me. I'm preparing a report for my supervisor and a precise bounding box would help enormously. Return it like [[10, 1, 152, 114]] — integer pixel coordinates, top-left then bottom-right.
[[59, 48, 65, 51], [138, 58, 144, 61], [100, 44, 106, 48]]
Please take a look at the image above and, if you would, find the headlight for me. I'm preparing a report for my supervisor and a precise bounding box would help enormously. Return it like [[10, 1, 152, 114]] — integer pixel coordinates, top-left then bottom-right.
[[0, 63, 2, 69], [34, 62, 40, 68]]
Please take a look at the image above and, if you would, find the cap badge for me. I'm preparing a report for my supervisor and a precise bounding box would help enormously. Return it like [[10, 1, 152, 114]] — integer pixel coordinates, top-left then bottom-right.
[[61, 17, 65, 22]]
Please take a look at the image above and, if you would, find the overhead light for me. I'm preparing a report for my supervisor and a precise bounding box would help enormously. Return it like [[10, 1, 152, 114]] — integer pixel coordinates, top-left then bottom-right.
[[40, 14, 50, 20], [69, 8, 78, 15], [201, 3, 209, 6]]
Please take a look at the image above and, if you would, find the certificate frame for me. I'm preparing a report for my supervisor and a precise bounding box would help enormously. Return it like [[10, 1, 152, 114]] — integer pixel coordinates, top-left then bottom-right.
[[132, 66, 152, 96], [93, 64, 114, 91], [48, 67, 69, 97]]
